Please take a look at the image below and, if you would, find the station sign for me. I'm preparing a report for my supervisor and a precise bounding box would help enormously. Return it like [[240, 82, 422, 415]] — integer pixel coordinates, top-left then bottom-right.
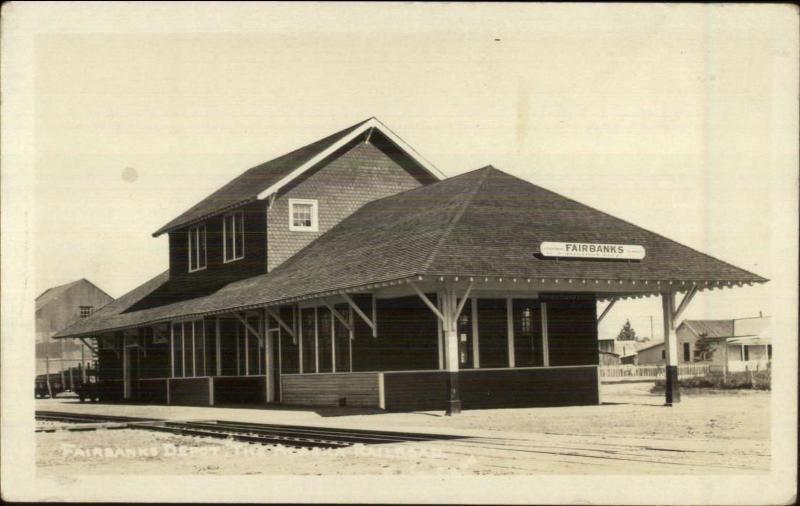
[[540, 241, 646, 260]]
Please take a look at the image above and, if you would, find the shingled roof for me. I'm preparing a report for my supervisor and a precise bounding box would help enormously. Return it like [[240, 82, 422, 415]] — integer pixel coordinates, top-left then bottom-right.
[[56, 166, 767, 339], [153, 117, 443, 236], [680, 319, 735, 338], [153, 119, 371, 236]]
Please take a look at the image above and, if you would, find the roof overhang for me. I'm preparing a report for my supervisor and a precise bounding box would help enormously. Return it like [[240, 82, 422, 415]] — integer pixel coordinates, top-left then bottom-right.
[[727, 336, 771, 346], [53, 272, 765, 341]]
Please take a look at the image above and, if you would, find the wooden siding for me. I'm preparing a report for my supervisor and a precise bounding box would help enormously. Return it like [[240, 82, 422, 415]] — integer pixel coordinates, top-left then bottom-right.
[[137, 199, 269, 311], [383, 371, 448, 411], [383, 366, 599, 411], [135, 378, 168, 403], [281, 372, 381, 407], [267, 138, 433, 271], [168, 377, 210, 405], [542, 293, 599, 367], [213, 375, 266, 405], [352, 295, 439, 372], [460, 366, 599, 409]]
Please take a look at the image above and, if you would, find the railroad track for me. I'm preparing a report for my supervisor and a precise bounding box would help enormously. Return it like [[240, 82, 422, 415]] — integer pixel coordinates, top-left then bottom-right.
[[35, 411, 461, 449], [36, 411, 162, 424]]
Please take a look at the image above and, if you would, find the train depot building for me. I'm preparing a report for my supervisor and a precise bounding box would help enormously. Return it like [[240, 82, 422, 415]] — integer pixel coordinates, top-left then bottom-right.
[[55, 118, 766, 414]]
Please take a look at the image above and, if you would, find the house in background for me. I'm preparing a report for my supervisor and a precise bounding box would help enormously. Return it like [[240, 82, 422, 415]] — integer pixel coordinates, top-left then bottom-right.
[[681, 316, 771, 372], [634, 315, 771, 371], [36, 279, 114, 376], [598, 337, 639, 365]]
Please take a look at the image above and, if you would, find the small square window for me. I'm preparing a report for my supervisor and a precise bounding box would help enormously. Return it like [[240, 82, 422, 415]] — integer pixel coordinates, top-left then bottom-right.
[[289, 199, 319, 232], [79, 306, 93, 318]]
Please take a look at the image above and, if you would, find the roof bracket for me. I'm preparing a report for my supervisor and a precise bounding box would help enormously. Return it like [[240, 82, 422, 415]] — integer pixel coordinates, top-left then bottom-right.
[[265, 307, 296, 344], [234, 312, 263, 346], [78, 337, 98, 355], [451, 282, 474, 328], [672, 286, 698, 322], [341, 293, 376, 338], [409, 281, 446, 324], [322, 299, 353, 333], [598, 299, 617, 323]]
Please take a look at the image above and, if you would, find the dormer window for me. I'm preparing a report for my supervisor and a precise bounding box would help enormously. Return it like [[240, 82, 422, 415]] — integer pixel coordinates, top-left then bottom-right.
[[188, 224, 207, 272], [223, 211, 245, 263], [79, 306, 93, 318], [289, 199, 318, 232]]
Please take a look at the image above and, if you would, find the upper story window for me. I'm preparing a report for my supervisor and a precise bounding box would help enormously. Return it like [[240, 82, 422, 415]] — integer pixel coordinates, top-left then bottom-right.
[[79, 306, 93, 318], [188, 224, 207, 272], [289, 199, 318, 232], [223, 211, 245, 263]]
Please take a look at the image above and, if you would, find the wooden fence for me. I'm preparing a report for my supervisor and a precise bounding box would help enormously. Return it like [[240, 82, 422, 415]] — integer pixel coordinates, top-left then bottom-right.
[[599, 363, 712, 382]]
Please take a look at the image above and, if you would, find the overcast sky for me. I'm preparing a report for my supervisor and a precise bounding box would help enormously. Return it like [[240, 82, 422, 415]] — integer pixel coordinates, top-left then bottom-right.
[[31, 3, 797, 341]]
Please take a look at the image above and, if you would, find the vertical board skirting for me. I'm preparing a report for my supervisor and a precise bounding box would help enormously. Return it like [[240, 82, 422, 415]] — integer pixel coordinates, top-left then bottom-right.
[[209, 377, 215, 406], [166, 378, 171, 405]]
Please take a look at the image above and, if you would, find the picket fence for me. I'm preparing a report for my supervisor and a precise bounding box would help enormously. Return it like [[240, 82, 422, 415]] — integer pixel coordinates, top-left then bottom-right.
[[599, 363, 712, 381]]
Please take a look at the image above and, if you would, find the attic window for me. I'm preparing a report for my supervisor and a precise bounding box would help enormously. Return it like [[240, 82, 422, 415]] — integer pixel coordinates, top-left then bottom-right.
[[188, 224, 207, 272], [79, 306, 93, 318], [223, 212, 245, 263], [289, 199, 319, 232]]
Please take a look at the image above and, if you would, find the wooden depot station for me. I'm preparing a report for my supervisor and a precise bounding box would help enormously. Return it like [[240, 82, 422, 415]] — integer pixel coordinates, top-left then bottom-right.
[[55, 118, 766, 414]]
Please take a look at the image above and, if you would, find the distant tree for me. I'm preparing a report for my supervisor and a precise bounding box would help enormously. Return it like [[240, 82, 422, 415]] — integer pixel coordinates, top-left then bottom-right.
[[694, 334, 715, 362], [616, 319, 638, 341]]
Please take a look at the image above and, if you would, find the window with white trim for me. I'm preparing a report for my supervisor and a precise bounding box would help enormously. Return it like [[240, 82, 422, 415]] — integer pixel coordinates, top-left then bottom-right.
[[188, 224, 207, 272], [289, 199, 318, 232], [223, 211, 245, 262], [79, 306, 93, 318], [171, 319, 206, 378]]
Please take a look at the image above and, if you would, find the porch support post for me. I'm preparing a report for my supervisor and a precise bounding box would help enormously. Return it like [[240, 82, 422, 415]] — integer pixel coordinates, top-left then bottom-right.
[[443, 287, 461, 415], [122, 334, 129, 400], [264, 310, 274, 402], [215, 317, 221, 376], [170, 324, 175, 378], [471, 296, 480, 369], [661, 290, 680, 405]]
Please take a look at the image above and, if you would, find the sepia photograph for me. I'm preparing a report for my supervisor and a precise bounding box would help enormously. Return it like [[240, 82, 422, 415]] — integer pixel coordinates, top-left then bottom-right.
[[1, 2, 797, 504]]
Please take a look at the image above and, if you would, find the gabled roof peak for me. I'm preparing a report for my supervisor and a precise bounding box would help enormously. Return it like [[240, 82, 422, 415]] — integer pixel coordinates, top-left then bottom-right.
[[153, 117, 444, 237]]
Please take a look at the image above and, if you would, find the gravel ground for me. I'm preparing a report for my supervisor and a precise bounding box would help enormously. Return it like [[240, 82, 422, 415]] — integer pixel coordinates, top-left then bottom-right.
[[36, 383, 770, 475]]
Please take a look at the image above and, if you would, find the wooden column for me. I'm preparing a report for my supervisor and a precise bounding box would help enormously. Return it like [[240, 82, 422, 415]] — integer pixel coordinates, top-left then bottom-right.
[[471, 296, 480, 369], [444, 287, 461, 415], [264, 312, 274, 402], [122, 334, 130, 399], [506, 298, 515, 368], [661, 291, 680, 405]]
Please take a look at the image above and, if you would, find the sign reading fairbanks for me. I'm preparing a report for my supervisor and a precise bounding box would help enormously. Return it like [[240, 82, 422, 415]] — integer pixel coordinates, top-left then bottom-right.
[[540, 241, 646, 260]]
